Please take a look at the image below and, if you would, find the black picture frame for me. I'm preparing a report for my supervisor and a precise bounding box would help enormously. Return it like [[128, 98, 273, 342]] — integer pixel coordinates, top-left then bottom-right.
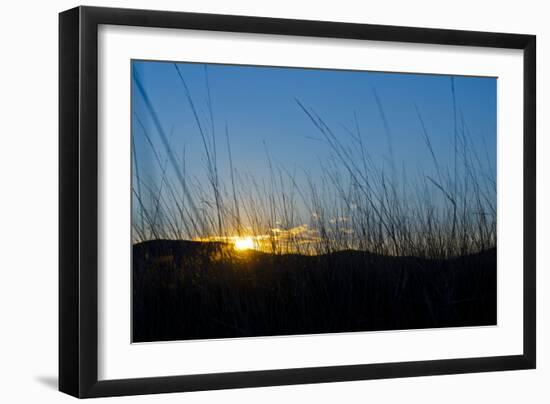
[[59, 6, 536, 398]]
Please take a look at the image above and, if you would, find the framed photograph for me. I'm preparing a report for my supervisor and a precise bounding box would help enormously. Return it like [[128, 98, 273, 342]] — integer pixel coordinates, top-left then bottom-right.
[[59, 6, 536, 398]]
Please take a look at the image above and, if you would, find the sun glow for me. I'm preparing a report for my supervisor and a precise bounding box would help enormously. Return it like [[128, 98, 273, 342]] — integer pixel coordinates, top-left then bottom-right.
[[192, 225, 322, 255], [234, 237, 255, 251]]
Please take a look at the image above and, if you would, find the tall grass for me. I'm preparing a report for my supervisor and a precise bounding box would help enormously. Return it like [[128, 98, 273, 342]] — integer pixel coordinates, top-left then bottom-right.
[[131, 65, 496, 259]]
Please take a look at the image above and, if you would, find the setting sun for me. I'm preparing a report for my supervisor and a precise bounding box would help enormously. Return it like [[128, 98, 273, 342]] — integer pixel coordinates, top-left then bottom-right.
[[234, 237, 255, 251]]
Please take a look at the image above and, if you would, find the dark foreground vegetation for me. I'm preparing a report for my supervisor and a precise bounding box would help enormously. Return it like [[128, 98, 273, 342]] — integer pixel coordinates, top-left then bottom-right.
[[132, 239, 496, 342]]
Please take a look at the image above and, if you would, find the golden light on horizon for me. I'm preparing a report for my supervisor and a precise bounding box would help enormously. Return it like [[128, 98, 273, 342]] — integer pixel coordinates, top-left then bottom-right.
[[192, 224, 322, 255], [234, 237, 255, 251]]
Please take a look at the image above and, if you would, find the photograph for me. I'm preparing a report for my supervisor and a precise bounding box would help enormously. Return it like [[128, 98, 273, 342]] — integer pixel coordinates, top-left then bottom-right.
[[131, 60, 497, 343]]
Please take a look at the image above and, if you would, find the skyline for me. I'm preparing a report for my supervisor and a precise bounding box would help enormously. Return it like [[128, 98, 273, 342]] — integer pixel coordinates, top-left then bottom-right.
[[131, 59, 496, 255]]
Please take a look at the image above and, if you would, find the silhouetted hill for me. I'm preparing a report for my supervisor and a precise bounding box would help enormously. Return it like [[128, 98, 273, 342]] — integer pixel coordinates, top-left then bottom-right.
[[132, 239, 496, 342]]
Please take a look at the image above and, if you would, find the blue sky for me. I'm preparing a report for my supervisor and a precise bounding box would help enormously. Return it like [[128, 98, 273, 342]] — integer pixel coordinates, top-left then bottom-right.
[[131, 60, 496, 240]]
